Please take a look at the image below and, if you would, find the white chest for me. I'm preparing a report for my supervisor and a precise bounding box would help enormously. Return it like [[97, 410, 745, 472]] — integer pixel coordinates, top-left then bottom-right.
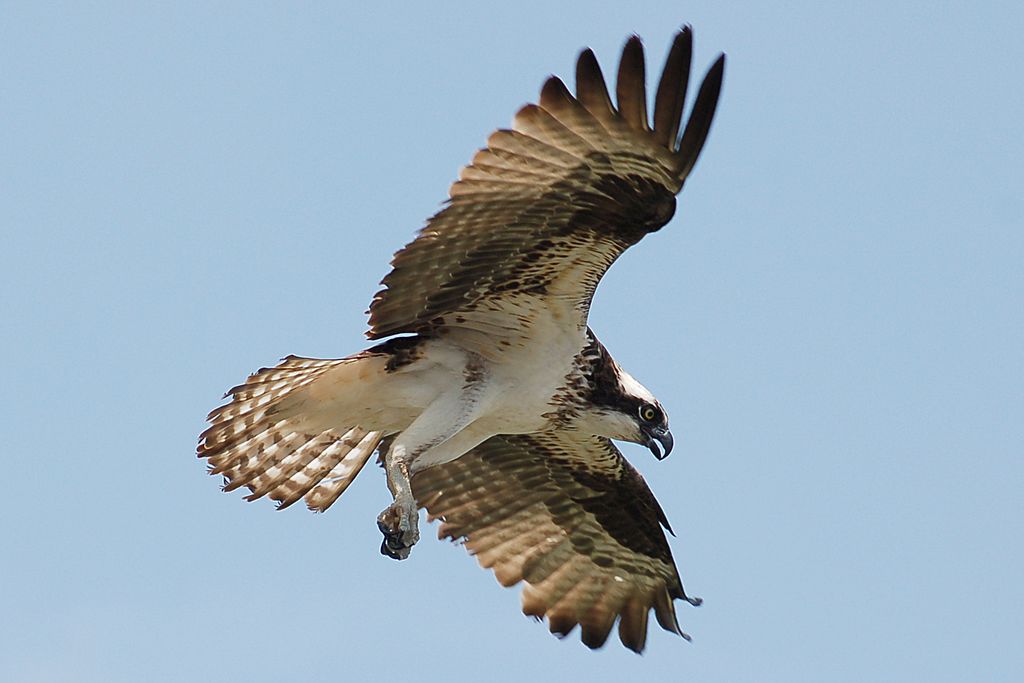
[[453, 323, 587, 434]]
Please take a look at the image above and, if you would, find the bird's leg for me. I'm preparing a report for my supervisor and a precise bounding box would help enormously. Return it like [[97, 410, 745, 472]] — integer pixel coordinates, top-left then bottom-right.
[[376, 375, 486, 560], [378, 442, 419, 560]]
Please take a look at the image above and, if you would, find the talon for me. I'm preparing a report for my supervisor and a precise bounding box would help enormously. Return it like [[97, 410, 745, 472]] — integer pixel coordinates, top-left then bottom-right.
[[377, 502, 419, 561], [380, 538, 410, 560], [377, 518, 396, 538]]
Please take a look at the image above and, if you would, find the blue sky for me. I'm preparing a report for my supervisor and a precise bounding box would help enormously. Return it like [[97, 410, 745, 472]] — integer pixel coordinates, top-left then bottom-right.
[[2, 2, 1022, 681]]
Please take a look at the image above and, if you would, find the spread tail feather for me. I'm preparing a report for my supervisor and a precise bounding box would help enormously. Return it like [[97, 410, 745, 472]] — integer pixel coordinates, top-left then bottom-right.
[[198, 355, 384, 512]]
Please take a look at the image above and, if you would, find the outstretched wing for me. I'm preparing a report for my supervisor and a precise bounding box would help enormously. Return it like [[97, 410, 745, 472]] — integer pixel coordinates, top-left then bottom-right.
[[411, 431, 701, 653], [367, 27, 724, 340]]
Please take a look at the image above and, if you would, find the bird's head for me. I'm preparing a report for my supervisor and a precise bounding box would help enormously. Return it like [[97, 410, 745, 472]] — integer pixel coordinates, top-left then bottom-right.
[[582, 349, 674, 460]]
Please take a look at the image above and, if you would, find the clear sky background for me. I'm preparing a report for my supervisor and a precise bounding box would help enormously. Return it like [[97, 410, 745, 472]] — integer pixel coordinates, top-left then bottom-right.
[[2, 2, 1022, 681]]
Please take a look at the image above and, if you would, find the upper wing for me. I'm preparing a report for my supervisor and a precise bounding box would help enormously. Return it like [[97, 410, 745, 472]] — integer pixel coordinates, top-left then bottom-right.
[[367, 27, 725, 340], [411, 430, 700, 652]]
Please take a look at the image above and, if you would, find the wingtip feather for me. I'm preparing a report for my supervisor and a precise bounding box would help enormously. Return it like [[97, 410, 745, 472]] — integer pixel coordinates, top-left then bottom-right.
[[539, 75, 576, 116], [617, 596, 651, 653], [616, 35, 648, 131], [675, 51, 725, 179], [575, 47, 615, 122], [653, 26, 693, 148]]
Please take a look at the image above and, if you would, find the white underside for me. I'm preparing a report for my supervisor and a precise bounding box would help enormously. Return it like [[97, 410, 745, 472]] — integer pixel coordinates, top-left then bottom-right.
[[297, 301, 590, 472]]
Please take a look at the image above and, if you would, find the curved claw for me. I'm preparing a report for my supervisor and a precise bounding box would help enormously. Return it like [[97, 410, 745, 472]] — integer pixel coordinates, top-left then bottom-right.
[[380, 537, 412, 560], [377, 503, 420, 561]]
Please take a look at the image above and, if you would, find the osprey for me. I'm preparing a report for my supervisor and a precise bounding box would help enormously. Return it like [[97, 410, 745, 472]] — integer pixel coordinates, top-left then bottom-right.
[[199, 26, 724, 653]]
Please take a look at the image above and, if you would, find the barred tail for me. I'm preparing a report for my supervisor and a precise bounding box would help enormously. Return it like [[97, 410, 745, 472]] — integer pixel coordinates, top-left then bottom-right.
[[198, 355, 384, 512]]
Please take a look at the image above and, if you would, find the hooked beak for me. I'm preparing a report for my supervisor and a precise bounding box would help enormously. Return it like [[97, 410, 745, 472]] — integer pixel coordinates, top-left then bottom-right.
[[643, 426, 674, 460]]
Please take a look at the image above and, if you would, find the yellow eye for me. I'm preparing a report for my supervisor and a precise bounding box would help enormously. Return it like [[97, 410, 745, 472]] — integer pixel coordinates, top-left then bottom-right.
[[640, 405, 657, 422]]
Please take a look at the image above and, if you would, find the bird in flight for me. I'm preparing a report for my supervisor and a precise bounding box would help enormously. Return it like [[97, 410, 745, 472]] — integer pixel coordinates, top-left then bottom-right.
[[199, 26, 724, 652]]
